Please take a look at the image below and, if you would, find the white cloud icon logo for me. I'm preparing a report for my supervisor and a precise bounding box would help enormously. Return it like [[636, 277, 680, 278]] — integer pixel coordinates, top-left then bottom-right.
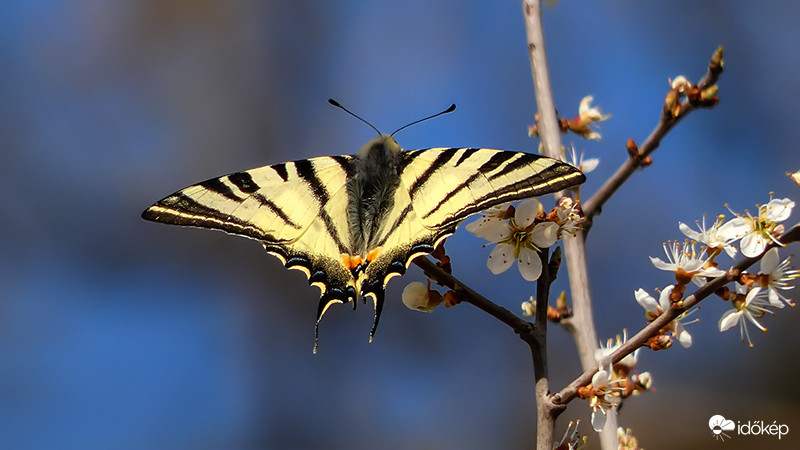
[[709, 414, 736, 441]]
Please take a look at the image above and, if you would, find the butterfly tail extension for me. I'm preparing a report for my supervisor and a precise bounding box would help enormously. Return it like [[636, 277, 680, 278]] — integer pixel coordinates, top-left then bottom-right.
[[362, 283, 387, 343], [314, 293, 349, 354]]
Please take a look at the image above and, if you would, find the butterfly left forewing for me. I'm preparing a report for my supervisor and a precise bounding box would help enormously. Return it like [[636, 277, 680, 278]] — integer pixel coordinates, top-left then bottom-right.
[[143, 155, 359, 305]]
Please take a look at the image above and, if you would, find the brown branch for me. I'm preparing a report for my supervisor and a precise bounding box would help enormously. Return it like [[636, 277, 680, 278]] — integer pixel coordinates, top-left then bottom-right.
[[551, 222, 800, 406], [412, 257, 534, 335], [582, 47, 724, 229], [521, 3, 611, 444], [521, 249, 567, 447], [521, 1, 577, 447], [413, 237, 567, 447]]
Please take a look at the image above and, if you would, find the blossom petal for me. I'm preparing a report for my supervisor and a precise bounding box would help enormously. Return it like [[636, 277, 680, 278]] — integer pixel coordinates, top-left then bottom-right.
[[718, 309, 741, 332], [591, 409, 607, 432], [744, 287, 762, 306], [465, 206, 508, 237], [531, 222, 559, 248], [517, 247, 543, 281], [658, 285, 675, 311], [701, 267, 726, 278], [740, 232, 767, 258], [487, 243, 515, 275], [767, 288, 786, 308], [464, 216, 483, 233], [760, 248, 780, 275], [581, 158, 600, 173], [674, 323, 692, 348], [591, 368, 610, 387], [678, 222, 702, 241], [478, 219, 512, 242], [763, 198, 794, 222], [649, 256, 675, 271], [514, 199, 540, 229], [634, 289, 659, 314], [718, 217, 750, 240], [579, 95, 594, 116]]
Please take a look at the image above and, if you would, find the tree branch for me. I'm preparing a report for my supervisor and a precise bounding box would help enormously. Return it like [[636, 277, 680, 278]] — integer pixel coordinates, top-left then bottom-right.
[[521, 249, 566, 449], [521, 0, 611, 447], [412, 257, 534, 335], [552, 222, 800, 406], [582, 47, 724, 228]]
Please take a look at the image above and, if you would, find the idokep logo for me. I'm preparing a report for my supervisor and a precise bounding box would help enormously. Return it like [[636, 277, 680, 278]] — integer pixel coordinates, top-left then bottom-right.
[[708, 414, 790, 442], [709, 415, 736, 441]]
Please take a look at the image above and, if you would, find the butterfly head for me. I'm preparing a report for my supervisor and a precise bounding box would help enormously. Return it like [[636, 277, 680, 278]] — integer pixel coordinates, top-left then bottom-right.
[[357, 134, 402, 160]]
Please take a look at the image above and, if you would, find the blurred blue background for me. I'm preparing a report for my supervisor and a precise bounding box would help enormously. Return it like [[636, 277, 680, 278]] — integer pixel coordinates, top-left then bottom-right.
[[2, 0, 799, 448]]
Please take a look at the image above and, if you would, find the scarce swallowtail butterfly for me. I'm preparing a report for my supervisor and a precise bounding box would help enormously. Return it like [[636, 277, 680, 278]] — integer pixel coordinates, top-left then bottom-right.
[[142, 101, 585, 352]]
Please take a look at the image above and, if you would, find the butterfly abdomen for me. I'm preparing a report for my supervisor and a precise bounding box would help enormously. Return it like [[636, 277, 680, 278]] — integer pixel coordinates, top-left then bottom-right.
[[346, 136, 405, 255]]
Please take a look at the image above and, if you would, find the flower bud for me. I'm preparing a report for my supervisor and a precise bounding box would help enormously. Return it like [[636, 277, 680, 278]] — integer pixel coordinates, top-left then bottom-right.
[[402, 281, 443, 312]]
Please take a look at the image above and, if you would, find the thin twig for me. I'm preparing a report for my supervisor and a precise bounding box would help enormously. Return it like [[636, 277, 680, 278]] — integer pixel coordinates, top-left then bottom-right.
[[582, 47, 724, 227], [412, 257, 534, 335], [552, 222, 800, 405]]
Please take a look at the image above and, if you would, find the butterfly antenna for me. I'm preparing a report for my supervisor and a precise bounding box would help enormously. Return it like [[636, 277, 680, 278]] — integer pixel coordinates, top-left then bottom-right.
[[328, 99, 382, 136], [390, 103, 456, 137]]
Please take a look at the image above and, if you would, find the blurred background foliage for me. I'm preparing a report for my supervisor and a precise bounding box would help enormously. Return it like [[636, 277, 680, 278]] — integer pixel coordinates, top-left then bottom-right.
[[2, 0, 799, 448]]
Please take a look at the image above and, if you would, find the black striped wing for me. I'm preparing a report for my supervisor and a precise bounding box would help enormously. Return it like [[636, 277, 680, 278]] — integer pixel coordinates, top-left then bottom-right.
[[142, 155, 360, 306], [361, 147, 585, 300], [401, 147, 585, 230]]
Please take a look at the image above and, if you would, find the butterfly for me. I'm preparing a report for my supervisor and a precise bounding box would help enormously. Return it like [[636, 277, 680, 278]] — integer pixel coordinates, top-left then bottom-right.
[[142, 101, 585, 351]]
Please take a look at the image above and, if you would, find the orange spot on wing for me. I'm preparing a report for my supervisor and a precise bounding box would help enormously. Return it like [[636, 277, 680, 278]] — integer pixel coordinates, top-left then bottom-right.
[[366, 248, 381, 263], [342, 254, 364, 270]]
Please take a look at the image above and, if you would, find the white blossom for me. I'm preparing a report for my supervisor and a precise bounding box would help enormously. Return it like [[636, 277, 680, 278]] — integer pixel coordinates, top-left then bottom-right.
[[521, 297, 535, 317], [579, 95, 611, 123], [555, 196, 583, 236], [634, 285, 693, 348], [555, 420, 586, 450], [679, 214, 738, 258], [571, 95, 611, 141], [758, 248, 799, 308], [594, 331, 638, 370], [722, 197, 794, 257], [788, 170, 800, 187], [478, 199, 558, 282], [649, 241, 725, 286], [718, 285, 773, 347], [567, 146, 599, 174], [589, 357, 622, 432]]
